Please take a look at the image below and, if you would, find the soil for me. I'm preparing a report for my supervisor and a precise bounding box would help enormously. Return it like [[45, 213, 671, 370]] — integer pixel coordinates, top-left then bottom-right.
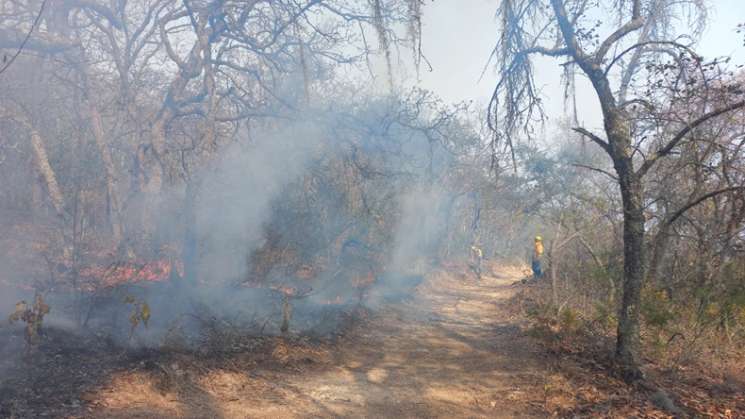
[[5, 264, 722, 418], [86, 265, 548, 418]]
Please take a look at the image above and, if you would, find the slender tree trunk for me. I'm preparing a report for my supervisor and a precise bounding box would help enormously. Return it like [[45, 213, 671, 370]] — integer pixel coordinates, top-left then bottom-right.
[[88, 103, 123, 243], [146, 118, 167, 194], [28, 126, 65, 217], [583, 61, 647, 379], [182, 178, 199, 285], [549, 249, 559, 307], [614, 160, 645, 381], [281, 295, 292, 334], [646, 224, 672, 295], [548, 220, 563, 308]]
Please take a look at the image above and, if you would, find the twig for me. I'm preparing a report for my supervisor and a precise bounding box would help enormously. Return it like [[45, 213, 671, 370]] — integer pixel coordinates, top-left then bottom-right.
[[571, 163, 618, 181], [0, 0, 49, 76]]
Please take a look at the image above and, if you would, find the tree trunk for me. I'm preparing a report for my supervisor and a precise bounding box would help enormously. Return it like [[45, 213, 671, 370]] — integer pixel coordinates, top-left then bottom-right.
[[146, 118, 167, 194], [582, 61, 647, 380], [182, 178, 199, 285], [28, 126, 65, 217], [281, 295, 292, 334], [646, 223, 672, 294], [614, 161, 645, 381], [87, 103, 123, 243], [548, 220, 563, 308], [549, 249, 559, 307]]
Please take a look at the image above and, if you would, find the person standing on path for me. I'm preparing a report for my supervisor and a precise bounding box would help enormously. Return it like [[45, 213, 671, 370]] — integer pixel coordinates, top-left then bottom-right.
[[531, 236, 544, 279], [469, 244, 483, 280]]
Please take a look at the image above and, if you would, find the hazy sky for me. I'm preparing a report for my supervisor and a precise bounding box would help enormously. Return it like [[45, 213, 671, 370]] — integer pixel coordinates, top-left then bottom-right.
[[407, 0, 745, 130]]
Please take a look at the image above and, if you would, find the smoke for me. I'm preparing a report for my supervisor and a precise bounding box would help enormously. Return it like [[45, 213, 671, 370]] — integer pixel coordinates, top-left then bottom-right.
[[124, 107, 455, 343], [193, 121, 327, 285], [96, 120, 334, 346], [389, 185, 449, 275], [0, 93, 467, 353], [363, 184, 450, 309], [0, 247, 36, 377], [0, 213, 49, 373]]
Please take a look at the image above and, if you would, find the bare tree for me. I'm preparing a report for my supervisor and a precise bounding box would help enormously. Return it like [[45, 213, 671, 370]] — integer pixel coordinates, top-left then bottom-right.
[[489, 0, 745, 380]]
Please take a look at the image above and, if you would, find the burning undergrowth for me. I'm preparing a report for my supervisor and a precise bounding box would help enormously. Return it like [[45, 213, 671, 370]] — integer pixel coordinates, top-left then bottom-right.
[[0, 88, 490, 419], [1, 96, 464, 358]]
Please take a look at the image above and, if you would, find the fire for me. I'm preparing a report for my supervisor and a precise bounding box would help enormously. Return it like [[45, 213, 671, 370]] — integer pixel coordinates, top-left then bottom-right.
[[80, 259, 184, 288]]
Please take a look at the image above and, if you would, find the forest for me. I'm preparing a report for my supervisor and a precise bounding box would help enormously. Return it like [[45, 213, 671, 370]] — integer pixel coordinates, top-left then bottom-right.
[[0, 0, 744, 417]]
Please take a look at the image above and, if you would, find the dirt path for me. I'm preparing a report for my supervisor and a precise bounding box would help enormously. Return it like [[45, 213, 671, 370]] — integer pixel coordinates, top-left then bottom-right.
[[90, 266, 550, 418], [278, 267, 546, 418]]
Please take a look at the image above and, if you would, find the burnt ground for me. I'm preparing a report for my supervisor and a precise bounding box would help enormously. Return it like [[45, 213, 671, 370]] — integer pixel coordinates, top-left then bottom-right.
[[2, 264, 715, 418]]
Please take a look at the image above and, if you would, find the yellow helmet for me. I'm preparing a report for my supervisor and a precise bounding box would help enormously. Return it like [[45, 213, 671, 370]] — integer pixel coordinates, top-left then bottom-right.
[[535, 236, 542, 241]]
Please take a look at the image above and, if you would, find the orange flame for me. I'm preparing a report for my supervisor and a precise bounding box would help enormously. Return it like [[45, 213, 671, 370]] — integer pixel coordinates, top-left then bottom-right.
[[80, 259, 184, 288]]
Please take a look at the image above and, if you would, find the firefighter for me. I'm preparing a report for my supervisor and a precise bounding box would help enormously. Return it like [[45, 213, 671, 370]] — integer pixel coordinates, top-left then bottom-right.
[[469, 244, 483, 280], [531, 236, 544, 279]]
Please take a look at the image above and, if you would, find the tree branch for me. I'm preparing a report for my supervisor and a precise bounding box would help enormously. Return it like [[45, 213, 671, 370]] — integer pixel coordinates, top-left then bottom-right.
[[605, 40, 699, 76], [0, 28, 75, 54], [666, 186, 745, 226], [638, 99, 745, 175], [521, 46, 571, 57], [549, 0, 588, 62], [572, 127, 612, 154], [595, 16, 644, 62], [0, 0, 49, 76], [74, 0, 123, 29], [571, 163, 618, 181], [557, 231, 581, 249]]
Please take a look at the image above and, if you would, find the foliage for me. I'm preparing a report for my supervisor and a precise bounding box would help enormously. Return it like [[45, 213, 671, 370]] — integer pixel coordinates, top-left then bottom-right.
[[641, 289, 675, 330], [8, 294, 50, 349], [124, 295, 151, 340]]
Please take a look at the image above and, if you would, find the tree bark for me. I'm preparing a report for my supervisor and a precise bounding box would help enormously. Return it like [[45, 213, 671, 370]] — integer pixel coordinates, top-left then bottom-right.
[[579, 51, 646, 380], [646, 222, 672, 294], [182, 178, 199, 285], [27, 123, 65, 217], [548, 220, 562, 308], [87, 103, 123, 243], [614, 158, 645, 381]]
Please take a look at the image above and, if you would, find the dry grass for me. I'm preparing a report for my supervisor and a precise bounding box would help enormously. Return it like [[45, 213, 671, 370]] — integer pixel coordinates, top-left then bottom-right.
[[6, 264, 740, 418], [509, 280, 745, 418]]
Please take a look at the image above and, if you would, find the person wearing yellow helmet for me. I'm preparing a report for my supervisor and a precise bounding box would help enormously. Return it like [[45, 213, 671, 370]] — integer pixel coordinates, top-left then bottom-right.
[[531, 236, 544, 278]]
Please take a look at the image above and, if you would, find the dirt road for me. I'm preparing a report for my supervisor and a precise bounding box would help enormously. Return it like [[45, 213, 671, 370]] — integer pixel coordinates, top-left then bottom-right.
[[91, 266, 549, 418]]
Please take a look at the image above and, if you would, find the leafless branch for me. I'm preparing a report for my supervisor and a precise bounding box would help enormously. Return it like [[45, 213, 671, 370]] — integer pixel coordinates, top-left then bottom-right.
[[571, 163, 618, 181], [572, 127, 612, 154], [639, 99, 745, 175], [0, 0, 49, 76]]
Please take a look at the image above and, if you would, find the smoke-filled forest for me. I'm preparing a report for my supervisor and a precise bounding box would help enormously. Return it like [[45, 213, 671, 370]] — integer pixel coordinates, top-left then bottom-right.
[[1, 0, 744, 417]]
